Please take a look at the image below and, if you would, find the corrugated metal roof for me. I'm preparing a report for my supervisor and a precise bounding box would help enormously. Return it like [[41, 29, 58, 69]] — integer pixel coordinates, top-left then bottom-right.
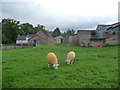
[[96, 22, 120, 30], [77, 30, 95, 33]]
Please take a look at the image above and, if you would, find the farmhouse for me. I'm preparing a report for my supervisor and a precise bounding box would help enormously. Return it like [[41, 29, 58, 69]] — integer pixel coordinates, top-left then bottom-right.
[[16, 35, 31, 45]]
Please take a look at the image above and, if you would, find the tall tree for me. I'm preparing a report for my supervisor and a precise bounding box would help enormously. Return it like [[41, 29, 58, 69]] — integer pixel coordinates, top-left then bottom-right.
[[34, 24, 45, 33], [2, 18, 21, 44], [52, 27, 61, 37], [63, 29, 75, 37], [20, 23, 34, 35], [34, 24, 51, 36]]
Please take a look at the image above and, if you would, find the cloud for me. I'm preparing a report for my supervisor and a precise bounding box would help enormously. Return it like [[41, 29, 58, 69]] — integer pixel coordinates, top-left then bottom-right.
[[1, 0, 119, 32]]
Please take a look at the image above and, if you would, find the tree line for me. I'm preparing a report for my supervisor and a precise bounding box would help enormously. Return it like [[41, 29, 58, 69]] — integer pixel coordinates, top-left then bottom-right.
[[1, 18, 75, 44]]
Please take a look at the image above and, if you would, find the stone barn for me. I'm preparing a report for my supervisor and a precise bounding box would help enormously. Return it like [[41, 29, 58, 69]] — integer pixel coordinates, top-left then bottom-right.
[[77, 30, 96, 47], [27, 31, 57, 46], [77, 22, 120, 47], [104, 31, 120, 46], [96, 22, 119, 38], [96, 22, 120, 46], [63, 36, 69, 44], [54, 36, 63, 43], [68, 34, 78, 44]]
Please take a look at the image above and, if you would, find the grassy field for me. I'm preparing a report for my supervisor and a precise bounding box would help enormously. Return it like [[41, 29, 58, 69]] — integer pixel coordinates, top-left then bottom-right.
[[2, 44, 118, 88]]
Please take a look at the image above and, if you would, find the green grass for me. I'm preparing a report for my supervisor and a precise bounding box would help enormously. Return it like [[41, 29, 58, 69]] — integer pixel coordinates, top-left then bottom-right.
[[2, 44, 119, 88]]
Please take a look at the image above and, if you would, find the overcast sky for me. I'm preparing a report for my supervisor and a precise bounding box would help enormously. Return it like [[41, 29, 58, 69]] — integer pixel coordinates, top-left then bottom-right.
[[1, 0, 119, 32]]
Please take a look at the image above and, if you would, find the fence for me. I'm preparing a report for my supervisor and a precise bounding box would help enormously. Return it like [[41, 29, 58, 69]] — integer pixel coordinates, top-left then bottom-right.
[[0, 44, 31, 50]]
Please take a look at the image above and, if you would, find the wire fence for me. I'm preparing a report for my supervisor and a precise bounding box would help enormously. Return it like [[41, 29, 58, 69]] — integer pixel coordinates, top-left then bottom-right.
[[0, 44, 31, 50]]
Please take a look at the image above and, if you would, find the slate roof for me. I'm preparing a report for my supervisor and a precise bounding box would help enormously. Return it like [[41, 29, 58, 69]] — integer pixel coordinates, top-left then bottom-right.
[[28, 31, 47, 41], [16, 36, 31, 40]]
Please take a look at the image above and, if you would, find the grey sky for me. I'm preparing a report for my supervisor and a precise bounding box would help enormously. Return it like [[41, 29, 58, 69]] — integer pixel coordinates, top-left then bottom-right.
[[1, 0, 119, 32]]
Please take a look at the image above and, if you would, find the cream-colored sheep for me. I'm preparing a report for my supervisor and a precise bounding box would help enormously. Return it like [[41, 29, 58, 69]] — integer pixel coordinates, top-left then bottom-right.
[[65, 51, 75, 64], [47, 52, 59, 69]]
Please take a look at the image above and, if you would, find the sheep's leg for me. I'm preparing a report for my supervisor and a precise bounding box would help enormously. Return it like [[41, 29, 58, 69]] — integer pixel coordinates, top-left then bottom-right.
[[71, 60, 73, 64], [53, 64, 58, 69], [48, 64, 50, 68], [67, 60, 70, 64]]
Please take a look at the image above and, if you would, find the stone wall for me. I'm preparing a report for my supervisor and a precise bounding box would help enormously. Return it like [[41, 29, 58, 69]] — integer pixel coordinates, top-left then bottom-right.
[[63, 37, 69, 43], [47, 36, 57, 45], [104, 31, 119, 45], [54, 36, 63, 43], [90, 39, 105, 47], [77, 30, 92, 47], [77, 30, 120, 47], [68, 35, 78, 44]]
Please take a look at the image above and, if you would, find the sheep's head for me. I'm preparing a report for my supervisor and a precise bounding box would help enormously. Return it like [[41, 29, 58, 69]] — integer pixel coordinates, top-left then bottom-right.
[[65, 60, 71, 64], [53, 64, 59, 69]]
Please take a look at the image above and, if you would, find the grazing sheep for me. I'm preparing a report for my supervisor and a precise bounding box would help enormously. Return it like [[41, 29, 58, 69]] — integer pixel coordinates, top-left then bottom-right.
[[65, 51, 75, 64], [47, 52, 59, 69]]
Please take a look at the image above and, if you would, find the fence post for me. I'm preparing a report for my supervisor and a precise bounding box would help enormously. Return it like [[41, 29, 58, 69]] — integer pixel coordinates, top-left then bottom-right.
[[5, 45, 7, 50]]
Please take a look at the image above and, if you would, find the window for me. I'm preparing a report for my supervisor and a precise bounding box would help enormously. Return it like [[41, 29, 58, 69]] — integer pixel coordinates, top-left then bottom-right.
[[91, 31, 96, 35], [113, 32, 115, 35]]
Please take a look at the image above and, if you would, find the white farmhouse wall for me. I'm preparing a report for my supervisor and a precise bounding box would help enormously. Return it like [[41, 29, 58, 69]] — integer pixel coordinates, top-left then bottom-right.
[[16, 40, 28, 44]]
